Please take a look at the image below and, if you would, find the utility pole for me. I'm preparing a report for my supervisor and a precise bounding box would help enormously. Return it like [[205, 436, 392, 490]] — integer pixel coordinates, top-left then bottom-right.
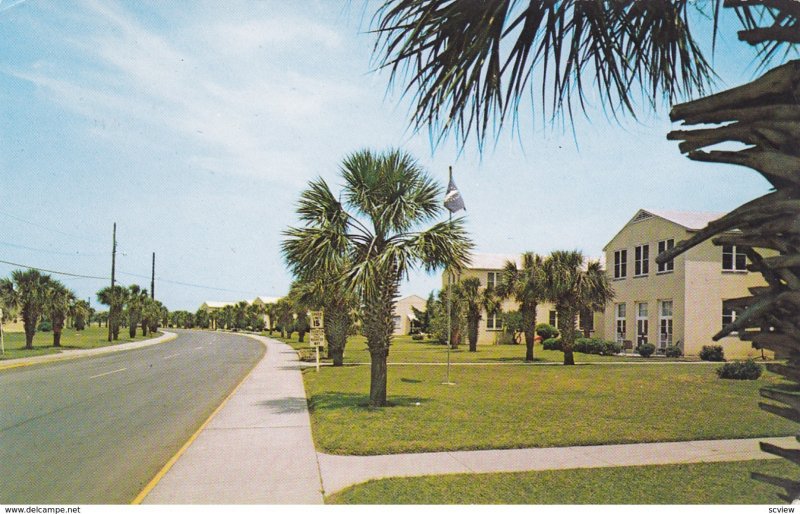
[[108, 222, 116, 342], [151, 252, 155, 299]]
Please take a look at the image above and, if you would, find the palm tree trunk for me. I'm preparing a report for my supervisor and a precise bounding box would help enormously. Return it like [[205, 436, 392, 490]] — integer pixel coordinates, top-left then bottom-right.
[[467, 315, 478, 352], [326, 303, 350, 366], [558, 306, 577, 366], [53, 329, 61, 347], [523, 303, 537, 362], [362, 275, 397, 407], [24, 316, 35, 350], [666, 58, 800, 500], [368, 347, 388, 406]]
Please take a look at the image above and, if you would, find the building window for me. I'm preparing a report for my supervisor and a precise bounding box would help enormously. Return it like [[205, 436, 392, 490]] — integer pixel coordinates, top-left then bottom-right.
[[579, 308, 594, 333], [659, 300, 673, 349], [615, 303, 626, 344], [393, 316, 402, 331], [486, 312, 502, 331], [486, 271, 499, 289], [614, 250, 627, 279], [722, 245, 747, 272], [722, 305, 737, 333], [549, 310, 558, 327], [657, 239, 675, 273], [634, 244, 649, 276], [636, 302, 648, 346]]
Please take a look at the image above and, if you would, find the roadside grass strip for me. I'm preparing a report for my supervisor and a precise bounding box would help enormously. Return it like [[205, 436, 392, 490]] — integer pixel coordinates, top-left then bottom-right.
[[327, 459, 795, 504], [0, 326, 156, 361], [302, 363, 795, 455]]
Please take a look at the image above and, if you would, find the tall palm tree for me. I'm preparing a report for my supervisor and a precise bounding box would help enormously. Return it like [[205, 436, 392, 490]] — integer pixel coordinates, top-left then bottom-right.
[[0, 269, 53, 349], [459, 276, 499, 352], [544, 251, 614, 366], [495, 252, 546, 362], [273, 298, 294, 338], [70, 299, 90, 331], [283, 149, 473, 406], [46, 281, 76, 347], [97, 285, 127, 341]]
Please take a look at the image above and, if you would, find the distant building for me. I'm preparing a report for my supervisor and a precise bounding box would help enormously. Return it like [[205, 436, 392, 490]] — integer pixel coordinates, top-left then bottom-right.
[[393, 295, 426, 336], [602, 209, 770, 358]]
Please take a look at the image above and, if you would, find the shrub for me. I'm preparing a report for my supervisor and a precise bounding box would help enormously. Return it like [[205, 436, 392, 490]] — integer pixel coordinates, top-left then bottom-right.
[[717, 360, 763, 380], [700, 345, 725, 362], [572, 337, 621, 355], [665, 345, 683, 358], [637, 343, 656, 358], [542, 338, 562, 351], [38, 320, 52, 332], [495, 332, 515, 345], [411, 334, 424, 341], [535, 323, 559, 340]]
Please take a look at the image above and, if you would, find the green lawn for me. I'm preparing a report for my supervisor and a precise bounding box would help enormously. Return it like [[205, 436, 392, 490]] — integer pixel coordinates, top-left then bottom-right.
[[327, 459, 794, 504], [302, 361, 795, 455], [269, 333, 692, 364], [0, 325, 158, 361]]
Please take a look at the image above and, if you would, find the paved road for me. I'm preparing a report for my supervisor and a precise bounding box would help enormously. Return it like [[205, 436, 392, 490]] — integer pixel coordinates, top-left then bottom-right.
[[0, 329, 264, 504]]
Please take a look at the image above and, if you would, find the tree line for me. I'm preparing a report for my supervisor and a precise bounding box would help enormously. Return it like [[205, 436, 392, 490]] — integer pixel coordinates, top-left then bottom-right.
[[0, 268, 167, 349]]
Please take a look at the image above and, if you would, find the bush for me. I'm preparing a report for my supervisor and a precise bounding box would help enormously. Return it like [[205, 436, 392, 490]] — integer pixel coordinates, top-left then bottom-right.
[[572, 337, 621, 355], [717, 360, 763, 380], [700, 345, 725, 362], [665, 345, 683, 358], [535, 323, 559, 340], [411, 334, 424, 341], [38, 320, 52, 332], [495, 332, 516, 345], [637, 343, 656, 358], [542, 338, 562, 351]]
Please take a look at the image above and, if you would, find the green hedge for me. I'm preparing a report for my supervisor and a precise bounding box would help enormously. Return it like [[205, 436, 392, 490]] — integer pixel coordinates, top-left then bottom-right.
[[717, 360, 763, 380], [637, 343, 656, 358]]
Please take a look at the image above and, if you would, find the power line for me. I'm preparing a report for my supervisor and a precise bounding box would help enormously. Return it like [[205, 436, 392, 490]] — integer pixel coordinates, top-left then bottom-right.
[[0, 239, 107, 257], [0, 209, 108, 246], [0, 258, 263, 296]]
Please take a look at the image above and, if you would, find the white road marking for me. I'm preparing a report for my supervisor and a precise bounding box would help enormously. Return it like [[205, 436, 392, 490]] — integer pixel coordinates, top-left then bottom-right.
[[163, 354, 180, 360], [89, 368, 127, 379]]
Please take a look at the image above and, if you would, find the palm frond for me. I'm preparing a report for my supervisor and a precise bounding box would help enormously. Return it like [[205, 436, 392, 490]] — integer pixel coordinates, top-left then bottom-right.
[[374, 0, 720, 147]]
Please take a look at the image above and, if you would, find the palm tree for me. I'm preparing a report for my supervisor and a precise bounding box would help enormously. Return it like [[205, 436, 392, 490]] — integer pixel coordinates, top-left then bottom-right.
[[289, 277, 357, 366], [142, 298, 164, 335], [273, 298, 294, 338], [46, 281, 76, 347], [283, 149, 473, 406], [495, 252, 546, 362], [437, 281, 466, 348], [0, 269, 53, 349], [543, 251, 614, 366], [125, 284, 148, 338], [459, 277, 499, 352], [97, 285, 127, 341], [70, 299, 91, 331]]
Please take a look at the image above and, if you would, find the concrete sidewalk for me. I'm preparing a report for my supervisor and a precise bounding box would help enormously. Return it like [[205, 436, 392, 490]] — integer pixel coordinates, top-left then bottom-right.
[[318, 435, 800, 495], [141, 335, 323, 504], [0, 330, 177, 370]]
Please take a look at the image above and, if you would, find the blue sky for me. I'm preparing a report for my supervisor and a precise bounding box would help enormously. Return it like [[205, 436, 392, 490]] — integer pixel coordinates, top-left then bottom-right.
[[0, 0, 774, 311]]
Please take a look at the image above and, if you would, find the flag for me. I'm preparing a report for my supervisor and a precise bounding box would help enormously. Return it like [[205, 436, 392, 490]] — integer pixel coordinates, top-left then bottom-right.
[[443, 169, 465, 213]]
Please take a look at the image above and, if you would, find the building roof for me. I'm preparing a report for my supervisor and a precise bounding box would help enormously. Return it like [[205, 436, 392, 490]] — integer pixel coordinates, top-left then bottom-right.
[[603, 209, 725, 251], [464, 253, 522, 270], [253, 296, 281, 304], [201, 301, 237, 309], [639, 209, 724, 230]]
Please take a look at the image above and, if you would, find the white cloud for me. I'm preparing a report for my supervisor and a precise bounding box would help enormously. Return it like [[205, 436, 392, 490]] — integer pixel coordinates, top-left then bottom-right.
[[9, 0, 365, 182]]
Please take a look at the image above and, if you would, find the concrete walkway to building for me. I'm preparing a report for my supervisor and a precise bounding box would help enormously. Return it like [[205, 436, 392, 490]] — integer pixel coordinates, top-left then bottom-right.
[[318, 435, 800, 495], [0, 330, 177, 371], [140, 334, 324, 504]]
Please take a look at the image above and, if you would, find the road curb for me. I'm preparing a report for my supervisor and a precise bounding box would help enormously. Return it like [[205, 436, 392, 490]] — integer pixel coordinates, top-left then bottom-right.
[[0, 331, 178, 371]]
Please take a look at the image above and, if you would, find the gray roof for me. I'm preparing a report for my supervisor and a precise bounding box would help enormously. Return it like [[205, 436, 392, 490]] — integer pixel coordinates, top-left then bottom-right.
[[464, 253, 522, 270], [641, 209, 724, 230]]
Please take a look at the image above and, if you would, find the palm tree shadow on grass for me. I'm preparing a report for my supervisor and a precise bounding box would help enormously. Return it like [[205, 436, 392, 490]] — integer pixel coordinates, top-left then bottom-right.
[[309, 392, 430, 411]]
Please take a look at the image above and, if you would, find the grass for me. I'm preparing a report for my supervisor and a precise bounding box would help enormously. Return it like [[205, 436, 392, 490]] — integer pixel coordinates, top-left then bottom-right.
[[327, 459, 795, 504], [268, 333, 693, 364], [0, 325, 158, 361], [301, 361, 794, 455]]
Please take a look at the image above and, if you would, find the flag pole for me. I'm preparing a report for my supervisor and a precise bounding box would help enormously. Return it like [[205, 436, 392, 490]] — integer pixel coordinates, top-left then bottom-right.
[[444, 166, 455, 385]]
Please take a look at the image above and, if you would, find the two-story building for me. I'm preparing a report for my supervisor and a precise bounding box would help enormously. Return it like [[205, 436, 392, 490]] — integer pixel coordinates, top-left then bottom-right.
[[602, 209, 769, 359], [445, 253, 603, 345]]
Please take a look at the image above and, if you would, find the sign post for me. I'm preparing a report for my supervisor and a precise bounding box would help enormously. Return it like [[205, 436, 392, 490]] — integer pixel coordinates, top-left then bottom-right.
[[0, 308, 4, 356], [309, 311, 325, 372]]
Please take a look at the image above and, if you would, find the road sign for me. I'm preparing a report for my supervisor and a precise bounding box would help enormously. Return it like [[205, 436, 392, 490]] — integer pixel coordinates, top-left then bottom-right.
[[309, 328, 326, 348], [310, 311, 324, 329]]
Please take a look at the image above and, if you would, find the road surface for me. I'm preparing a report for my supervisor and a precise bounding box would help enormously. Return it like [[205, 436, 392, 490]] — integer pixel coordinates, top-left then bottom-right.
[[0, 329, 264, 504]]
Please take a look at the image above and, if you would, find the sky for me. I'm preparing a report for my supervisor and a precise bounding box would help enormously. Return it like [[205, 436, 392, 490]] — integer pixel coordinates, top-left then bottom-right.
[[0, 0, 776, 311]]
